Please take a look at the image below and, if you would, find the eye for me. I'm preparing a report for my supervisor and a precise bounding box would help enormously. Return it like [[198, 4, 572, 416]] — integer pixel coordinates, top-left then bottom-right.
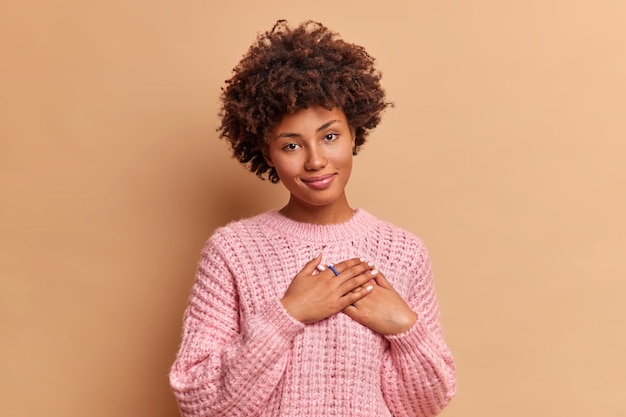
[[323, 133, 338, 141], [282, 143, 300, 151]]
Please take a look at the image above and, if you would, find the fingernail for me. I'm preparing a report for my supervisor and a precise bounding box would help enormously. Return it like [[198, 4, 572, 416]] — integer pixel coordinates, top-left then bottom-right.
[[359, 257, 366, 262], [314, 252, 321, 259], [316, 264, 326, 272], [365, 285, 374, 291], [368, 261, 375, 267], [370, 269, 379, 275]]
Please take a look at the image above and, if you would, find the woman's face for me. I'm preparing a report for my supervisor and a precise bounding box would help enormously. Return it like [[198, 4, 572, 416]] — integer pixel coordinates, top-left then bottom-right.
[[264, 105, 356, 217]]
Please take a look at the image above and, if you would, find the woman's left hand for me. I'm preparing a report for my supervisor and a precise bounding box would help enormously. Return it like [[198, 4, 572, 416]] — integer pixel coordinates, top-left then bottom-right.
[[343, 269, 418, 335]]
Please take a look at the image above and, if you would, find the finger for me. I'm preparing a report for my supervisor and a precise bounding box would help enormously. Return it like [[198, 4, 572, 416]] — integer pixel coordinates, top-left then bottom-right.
[[331, 257, 367, 272], [300, 252, 323, 275], [371, 269, 393, 288], [339, 267, 378, 294], [315, 257, 368, 279], [334, 258, 374, 279], [342, 304, 358, 318], [340, 282, 374, 307]]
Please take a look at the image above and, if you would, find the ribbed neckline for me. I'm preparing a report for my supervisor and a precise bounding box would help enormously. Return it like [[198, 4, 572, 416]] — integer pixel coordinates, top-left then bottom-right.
[[260, 208, 374, 243]]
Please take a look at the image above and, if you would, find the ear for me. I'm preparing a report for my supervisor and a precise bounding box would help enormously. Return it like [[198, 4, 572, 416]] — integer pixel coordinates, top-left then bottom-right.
[[350, 127, 356, 148], [262, 147, 274, 167]]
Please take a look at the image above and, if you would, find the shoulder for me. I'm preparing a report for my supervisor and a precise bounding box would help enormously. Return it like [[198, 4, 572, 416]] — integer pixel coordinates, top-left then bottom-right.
[[202, 211, 278, 254], [210, 211, 276, 240], [364, 210, 426, 247], [215, 211, 275, 235], [197, 212, 271, 251]]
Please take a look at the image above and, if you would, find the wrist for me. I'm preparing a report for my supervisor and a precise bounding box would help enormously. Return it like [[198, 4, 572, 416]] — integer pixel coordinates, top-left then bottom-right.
[[389, 310, 418, 335], [280, 297, 303, 323]]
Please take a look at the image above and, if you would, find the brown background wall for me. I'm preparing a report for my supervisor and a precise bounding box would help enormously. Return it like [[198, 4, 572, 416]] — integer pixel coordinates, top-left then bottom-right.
[[1, 1, 625, 416]]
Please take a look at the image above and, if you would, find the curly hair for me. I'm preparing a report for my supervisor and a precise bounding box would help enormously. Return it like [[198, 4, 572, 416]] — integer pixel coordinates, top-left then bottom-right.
[[218, 20, 391, 183]]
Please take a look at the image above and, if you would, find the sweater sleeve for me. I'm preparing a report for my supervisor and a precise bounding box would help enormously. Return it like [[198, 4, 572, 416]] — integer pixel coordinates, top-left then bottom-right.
[[169, 238, 305, 417], [380, 242, 456, 417]]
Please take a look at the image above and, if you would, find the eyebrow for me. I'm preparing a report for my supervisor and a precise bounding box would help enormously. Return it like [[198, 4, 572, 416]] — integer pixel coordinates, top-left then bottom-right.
[[276, 119, 340, 139]]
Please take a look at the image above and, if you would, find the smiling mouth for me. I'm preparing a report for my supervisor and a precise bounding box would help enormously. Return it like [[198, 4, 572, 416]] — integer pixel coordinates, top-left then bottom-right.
[[302, 174, 336, 189]]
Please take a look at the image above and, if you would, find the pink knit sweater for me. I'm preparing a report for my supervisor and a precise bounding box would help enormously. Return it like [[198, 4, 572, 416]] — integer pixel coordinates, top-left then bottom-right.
[[170, 209, 456, 416]]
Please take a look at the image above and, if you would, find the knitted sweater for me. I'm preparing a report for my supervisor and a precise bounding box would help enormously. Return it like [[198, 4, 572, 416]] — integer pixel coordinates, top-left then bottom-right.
[[170, 208, 456, 417]]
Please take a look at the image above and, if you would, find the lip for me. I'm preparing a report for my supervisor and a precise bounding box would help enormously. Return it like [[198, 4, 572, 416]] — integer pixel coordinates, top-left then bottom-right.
[[301, 173, 336, 190]]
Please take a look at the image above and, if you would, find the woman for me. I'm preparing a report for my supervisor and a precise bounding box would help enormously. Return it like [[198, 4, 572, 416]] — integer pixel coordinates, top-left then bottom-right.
[[170, 20, 456, 417]]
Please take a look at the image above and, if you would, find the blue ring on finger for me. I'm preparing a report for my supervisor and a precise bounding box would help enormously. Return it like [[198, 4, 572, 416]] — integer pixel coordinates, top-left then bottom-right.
[[328, 265, 339, 276]]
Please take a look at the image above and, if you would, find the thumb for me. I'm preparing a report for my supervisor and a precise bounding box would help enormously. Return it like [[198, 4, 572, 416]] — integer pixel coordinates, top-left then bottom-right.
[[372, 269, 393, 289]]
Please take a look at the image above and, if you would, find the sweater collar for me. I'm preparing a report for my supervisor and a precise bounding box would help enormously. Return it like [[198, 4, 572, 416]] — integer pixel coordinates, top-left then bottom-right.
[[262, 208, 374, 243]]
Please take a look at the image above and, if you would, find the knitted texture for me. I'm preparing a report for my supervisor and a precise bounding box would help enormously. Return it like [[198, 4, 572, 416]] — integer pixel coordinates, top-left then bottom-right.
[[170, 209, 456, 417]]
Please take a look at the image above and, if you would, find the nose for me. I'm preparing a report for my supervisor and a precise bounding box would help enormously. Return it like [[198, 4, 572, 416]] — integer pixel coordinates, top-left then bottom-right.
[[304, 144, 328, 171]]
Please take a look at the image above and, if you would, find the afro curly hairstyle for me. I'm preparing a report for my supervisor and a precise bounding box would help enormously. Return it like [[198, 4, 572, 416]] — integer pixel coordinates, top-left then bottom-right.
[[218, 19, 391, 183]]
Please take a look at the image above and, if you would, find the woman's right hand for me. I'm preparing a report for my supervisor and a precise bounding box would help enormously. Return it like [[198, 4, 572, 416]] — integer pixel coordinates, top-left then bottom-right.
[[280, 254, 376, 324]]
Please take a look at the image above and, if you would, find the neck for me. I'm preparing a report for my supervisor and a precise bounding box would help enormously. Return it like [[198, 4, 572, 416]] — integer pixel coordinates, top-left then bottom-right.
[[279, 194, 354, 225]]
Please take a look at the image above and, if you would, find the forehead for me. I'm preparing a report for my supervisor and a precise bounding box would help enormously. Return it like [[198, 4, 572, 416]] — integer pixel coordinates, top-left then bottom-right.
[[270, 106, 348, 136]]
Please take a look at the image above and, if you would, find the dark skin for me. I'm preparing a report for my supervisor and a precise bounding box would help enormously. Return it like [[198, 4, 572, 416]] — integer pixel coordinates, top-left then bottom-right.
[[280, 254, 417, 335], [280, 255, 375, 324], [272, 107, 418, 335], [343, 267, 418, 336]]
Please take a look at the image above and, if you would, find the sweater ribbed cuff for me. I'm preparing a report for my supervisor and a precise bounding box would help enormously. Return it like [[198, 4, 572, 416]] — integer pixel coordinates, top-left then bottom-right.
[[259, 299, 306, 341], [384, 319, 434, 353]]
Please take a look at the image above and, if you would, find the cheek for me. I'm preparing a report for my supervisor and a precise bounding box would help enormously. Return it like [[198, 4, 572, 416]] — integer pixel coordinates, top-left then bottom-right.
[[330, 147, 354, 168], [271, 155, 298, 178]]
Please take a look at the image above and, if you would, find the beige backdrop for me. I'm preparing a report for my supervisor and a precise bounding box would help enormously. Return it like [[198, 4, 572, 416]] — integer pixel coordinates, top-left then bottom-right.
[[1, 1, 625, 416]]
